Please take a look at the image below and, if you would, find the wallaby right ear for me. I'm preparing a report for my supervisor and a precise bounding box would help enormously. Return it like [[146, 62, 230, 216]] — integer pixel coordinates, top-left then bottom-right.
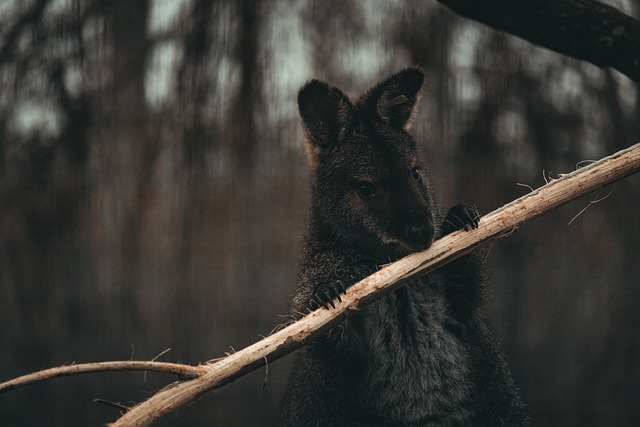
[[298, 80, 353, 150], [360, 68, 424, 131]]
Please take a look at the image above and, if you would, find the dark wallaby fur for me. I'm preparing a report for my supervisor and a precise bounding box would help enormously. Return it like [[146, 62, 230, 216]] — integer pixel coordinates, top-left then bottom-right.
[[280, 68, 529, 426]]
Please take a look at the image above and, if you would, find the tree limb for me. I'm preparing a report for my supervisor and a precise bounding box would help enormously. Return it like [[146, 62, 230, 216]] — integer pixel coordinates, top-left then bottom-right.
[[1, 144, 638, 425], [437, 0, 640, 83], [106, 143, 640, 426], [0, 361, 206, 394]]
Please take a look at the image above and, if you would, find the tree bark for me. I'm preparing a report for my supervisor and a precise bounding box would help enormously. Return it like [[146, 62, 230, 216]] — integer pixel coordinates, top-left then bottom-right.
[[437, 0, 640, 82]]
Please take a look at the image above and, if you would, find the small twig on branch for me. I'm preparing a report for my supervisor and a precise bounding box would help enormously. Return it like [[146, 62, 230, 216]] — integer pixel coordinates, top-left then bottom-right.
[[94, 398, 131, 412], [0, 361, 206, 394], [107, 143, 640, 427]]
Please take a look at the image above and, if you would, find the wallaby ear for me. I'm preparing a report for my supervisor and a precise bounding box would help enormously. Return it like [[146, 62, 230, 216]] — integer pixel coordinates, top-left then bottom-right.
[[298, 79, 353, 150], [361, 68, 424, 130]]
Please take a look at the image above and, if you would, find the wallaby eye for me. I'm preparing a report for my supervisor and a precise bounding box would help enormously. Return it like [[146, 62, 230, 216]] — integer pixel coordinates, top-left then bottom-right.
[[411, 166, 422, 182], [357, 182, 376, 199]]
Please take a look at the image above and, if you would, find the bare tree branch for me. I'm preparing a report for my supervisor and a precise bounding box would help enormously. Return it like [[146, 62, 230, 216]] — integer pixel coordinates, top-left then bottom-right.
[[437, 0, 640, 82], [1, 144, 637, 425], [0, 361, 206, 394], [105, 143, 640, 427]]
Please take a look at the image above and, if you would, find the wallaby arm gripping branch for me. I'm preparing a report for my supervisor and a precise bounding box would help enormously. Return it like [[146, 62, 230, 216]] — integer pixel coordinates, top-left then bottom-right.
[[106, 142, 640, 427]]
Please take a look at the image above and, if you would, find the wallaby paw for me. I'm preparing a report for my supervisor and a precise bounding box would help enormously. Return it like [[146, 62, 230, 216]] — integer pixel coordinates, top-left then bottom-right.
[[442, 204, 480, 235], [309, 280, 347, 310]]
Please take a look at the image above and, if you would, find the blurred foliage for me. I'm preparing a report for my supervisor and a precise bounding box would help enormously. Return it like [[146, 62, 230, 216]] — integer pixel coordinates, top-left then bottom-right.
[[1, 0, 639, 426]]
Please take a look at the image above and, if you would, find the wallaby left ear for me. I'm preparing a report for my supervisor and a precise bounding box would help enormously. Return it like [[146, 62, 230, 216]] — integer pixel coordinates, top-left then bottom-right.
[[360, 68, 424, 130], [298, 79, 353, 150]]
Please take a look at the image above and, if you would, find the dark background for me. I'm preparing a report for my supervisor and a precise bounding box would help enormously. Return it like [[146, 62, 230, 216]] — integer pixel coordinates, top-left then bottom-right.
[[1, 0, 639, 426]]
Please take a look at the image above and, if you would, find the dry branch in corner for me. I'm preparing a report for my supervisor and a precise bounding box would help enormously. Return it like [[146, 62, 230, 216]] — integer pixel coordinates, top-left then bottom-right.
[[437, 0, 640, 83], [1, 143, 639, 427]]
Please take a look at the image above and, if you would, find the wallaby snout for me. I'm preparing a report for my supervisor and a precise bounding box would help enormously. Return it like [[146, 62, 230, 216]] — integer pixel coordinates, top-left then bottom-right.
[[403, 221, 434, 250]]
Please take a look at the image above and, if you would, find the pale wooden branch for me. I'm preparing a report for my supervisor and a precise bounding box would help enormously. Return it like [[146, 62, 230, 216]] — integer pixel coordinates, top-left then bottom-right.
[[106, 143, 640, 426], [0, 361, 206, 394], [1, 144, 637, 426]]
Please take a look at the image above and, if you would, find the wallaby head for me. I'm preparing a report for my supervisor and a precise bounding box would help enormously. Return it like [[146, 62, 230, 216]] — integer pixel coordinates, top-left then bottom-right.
[[298, 68, 436, 259]]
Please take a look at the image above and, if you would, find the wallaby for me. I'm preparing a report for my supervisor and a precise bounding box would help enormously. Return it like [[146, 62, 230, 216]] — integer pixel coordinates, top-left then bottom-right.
[[280, 68, 529, 426]]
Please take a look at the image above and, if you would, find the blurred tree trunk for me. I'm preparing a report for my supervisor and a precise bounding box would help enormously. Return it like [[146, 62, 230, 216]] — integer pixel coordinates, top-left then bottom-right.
[[229, 0, 262, 175], [178, 0, 215, 170], [101, 0, 151, 330]]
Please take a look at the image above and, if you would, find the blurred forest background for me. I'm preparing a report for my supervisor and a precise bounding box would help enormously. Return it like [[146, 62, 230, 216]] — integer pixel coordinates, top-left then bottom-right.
[[1, 0, 639, 426]]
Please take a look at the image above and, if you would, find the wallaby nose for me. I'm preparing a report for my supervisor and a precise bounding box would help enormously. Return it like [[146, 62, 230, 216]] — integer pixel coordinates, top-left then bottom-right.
[[404, 222, 434, 250]]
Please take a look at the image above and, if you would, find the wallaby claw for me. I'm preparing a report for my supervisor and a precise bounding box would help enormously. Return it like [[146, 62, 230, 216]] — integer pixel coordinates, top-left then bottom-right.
[[310, 280, 347, 310], [442, 204, 480, 235]]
